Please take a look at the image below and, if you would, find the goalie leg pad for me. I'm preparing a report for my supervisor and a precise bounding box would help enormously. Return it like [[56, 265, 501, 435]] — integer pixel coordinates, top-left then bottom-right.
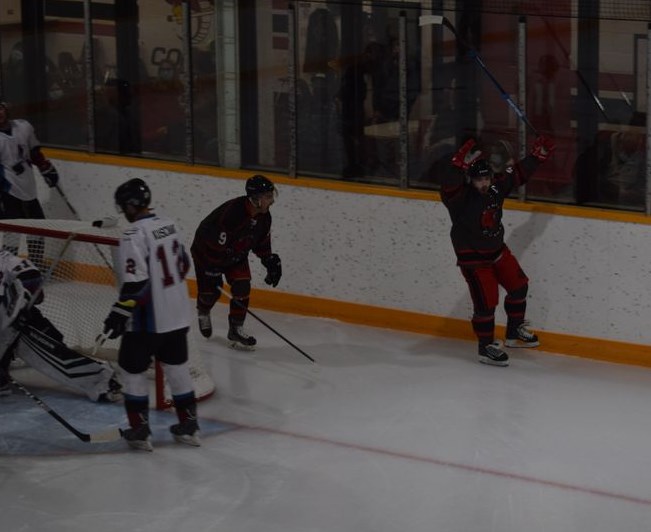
[[16, 324, 116, 402]]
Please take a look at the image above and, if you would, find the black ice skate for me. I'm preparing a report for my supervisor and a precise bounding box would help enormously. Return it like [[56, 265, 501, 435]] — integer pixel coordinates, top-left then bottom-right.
[[505, 322, 540, 348], [170, 420, 201, 447], [478, 341, 509, 367], [122, 424, 153, 452], [198, 312, 212, 338], [227, 325, 256, 350]]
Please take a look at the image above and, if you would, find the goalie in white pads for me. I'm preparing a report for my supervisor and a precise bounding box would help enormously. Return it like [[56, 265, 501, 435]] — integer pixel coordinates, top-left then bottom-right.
[[103, 178, 200, 451], [0, 250, 121, 402]]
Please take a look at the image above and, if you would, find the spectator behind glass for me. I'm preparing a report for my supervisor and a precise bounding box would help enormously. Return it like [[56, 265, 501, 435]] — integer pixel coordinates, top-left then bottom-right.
[[575, 112, 646, 210], [335, 42, 385, 179], [140, 59, 185, 156]]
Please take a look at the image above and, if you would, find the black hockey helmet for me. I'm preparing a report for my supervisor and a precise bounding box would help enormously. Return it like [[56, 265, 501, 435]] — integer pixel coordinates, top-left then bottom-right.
[[115, 178, 151, 210], [467, 158, 492, 180], [245, 174, 275, 197]]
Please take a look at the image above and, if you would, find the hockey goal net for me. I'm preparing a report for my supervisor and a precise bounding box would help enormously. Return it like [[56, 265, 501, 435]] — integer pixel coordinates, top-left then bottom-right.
[[0, 218, 215, 409]]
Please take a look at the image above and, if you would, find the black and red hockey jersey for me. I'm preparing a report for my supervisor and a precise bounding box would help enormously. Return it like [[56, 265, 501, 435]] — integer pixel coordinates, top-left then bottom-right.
[[440, 155, 540, 266], [191, 196, 273, 270]]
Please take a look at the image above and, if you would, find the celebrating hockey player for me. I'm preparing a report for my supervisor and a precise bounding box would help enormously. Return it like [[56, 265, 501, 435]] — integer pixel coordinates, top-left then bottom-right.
[[191, 174, 282, 348], [0, 250, 121, 401], [103, 178, 199, 451], [441, 135, 555, 366]]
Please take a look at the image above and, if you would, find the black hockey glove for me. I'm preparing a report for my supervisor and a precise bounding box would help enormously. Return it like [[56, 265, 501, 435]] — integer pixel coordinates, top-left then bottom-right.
[[13, 308, 32, 332], [103, 300, 135, 339], [261, 253, 282, 287], [40, 163, 59, 188]]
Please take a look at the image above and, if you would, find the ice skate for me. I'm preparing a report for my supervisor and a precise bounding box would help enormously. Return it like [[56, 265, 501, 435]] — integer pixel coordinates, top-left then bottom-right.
[[170, 420, 201, 447], [198, 312, 212, 338], [478, 340, 509, 367], [122, 424, 153, 452], [97, 377, 123, 403], [227, 325, 256, 350], [505, 322, 540, 348]]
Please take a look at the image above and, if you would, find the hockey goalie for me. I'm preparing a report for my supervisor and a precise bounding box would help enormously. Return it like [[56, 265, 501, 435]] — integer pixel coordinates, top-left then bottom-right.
[[0, 250, 121, 402]]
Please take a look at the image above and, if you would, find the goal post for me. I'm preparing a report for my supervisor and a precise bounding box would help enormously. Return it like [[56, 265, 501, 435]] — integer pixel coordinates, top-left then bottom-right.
[[0, 218, 215, 409]]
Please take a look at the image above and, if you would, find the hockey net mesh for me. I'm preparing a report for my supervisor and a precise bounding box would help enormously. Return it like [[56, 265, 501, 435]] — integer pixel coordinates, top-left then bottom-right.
[[0, 219, 215, 409]]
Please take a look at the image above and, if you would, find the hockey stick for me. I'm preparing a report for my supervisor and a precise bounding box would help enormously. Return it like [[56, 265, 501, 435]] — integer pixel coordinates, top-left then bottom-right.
[[8, 376, 123, 443], [54, 184, 115, 272], [92, 332, 109, 357], [419, 15, 539, 136], [217, 286, 316, 363], [535, 16, 612, 121], [1, 234, 122, 443]]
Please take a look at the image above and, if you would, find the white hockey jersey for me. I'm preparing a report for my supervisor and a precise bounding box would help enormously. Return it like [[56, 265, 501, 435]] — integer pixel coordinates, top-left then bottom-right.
[[116, 213, 191, 333], [0, 119, 41, 200], [0, 250, 39, 332]]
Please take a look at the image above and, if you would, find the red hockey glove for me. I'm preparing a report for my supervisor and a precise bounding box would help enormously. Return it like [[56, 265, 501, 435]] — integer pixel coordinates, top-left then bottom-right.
[[531, 135, 555, 162], [452, 139, 483, 170]]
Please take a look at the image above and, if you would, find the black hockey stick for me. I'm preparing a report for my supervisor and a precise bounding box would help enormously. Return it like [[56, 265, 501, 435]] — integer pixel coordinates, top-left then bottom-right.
[[8, 376, 123, 443], [536, 15, 612, 121], [218, 287, 316, 363], [419, 15, 539, 136]]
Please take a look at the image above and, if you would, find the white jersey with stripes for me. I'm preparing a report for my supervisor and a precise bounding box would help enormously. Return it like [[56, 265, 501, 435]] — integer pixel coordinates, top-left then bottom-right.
[[116, 213, 191, 333]]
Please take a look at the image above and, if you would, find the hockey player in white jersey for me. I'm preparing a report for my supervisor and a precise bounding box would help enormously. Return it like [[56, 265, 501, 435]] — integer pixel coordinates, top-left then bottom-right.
[[103, 178, 200, 451], [0, 101, 59, 220], [0, 250, 121, 402], [0, 100, 60, 265]]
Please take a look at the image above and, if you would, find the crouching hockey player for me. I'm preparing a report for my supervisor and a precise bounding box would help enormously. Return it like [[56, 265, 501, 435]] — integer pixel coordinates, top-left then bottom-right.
[[0, 250, 121, 402]]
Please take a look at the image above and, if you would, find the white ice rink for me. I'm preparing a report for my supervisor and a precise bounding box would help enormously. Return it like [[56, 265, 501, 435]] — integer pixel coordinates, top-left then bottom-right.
[[2, 304, 651, 532]]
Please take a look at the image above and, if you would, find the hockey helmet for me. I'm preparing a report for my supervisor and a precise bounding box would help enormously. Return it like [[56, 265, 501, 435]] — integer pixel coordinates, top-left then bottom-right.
[[115, 178, 151, 210], [245, 174, 275, 197], [467, 158, 492, 180]]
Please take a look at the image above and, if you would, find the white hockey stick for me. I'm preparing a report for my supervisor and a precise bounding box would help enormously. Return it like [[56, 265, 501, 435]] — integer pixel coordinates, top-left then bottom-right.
[[92, 332, 110, 357]]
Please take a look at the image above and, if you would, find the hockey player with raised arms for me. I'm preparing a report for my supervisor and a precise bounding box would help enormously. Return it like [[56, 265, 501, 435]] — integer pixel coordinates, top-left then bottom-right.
[[103, 178, 199, 451], [0, 250, 121, 402], [441, 135, 555, 366], [191, 174, 282, 348]]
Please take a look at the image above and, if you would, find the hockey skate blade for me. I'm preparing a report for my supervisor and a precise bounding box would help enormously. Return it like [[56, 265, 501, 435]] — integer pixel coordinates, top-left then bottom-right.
[[419, 15, 444, 26], [173, 433, 201, 447], [504, 338, 540, 348], [228, 340, 256, 352], [478, 356, 509, 367], [126, 439, 154, 452]]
